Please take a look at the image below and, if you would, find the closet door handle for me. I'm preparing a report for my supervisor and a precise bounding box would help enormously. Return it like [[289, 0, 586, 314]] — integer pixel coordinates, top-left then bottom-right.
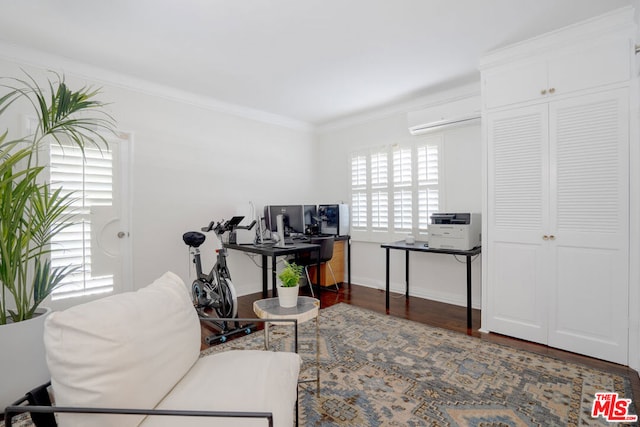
[[549, 235, 556, 240], [549, 87, 556, 94], [540, 89, 547, 95], [542, 235, 549, 240]]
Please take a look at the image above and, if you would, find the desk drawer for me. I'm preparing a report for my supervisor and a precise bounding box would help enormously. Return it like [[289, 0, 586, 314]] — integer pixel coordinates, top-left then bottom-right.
[[308, 240, 345, 286]]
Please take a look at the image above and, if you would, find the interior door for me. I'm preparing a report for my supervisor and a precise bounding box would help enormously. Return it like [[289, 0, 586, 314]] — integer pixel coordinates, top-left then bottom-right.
[[47, 132, 132, 311], [485, 104, 550, 344], [547, 89, 629, 365]]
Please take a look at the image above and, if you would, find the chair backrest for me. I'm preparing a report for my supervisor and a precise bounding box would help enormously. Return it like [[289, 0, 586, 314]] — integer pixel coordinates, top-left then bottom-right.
[[311, 236, 334, 263]]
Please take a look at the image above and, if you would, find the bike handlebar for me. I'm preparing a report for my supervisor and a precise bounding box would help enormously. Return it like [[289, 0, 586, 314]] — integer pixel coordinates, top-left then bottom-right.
[[200, 218, 256, 235]]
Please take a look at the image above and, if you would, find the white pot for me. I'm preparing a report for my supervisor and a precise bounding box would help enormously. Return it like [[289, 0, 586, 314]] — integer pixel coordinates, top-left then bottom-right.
[[0, 307, 51, 410], [277, 283, 299, 308]]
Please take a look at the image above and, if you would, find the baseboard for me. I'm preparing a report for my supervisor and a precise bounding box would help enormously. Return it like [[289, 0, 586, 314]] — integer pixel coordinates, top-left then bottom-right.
[[350, 276, 481, 310]]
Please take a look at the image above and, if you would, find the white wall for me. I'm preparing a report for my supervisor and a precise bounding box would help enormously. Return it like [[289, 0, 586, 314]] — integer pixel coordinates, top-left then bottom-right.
[[315, 86, 484, 308], [0, 56, 316, 297]]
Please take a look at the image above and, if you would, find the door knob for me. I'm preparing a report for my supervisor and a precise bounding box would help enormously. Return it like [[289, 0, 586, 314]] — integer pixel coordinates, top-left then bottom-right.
[[117, 231, 127, 239], [542, 235, 549, 240]]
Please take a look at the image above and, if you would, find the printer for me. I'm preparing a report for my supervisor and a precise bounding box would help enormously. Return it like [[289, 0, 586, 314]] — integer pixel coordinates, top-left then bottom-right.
[[429, 213, 481, 250]]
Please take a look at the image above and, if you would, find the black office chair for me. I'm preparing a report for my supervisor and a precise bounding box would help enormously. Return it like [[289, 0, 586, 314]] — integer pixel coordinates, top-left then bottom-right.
[[299, 236, 339, 296]]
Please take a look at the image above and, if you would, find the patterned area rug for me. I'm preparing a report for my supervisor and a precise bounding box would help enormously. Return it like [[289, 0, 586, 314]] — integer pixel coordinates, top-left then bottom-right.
[[203, 303, 637, 426]]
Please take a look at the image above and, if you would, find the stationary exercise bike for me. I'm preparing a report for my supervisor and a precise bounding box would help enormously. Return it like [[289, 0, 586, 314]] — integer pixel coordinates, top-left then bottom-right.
[[182, 216, 256, 344]]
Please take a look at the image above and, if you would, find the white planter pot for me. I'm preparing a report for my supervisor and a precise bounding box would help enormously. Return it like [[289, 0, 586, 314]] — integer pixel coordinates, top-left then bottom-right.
[[0, 307, 51, 410], [277, 283, 299, 308]]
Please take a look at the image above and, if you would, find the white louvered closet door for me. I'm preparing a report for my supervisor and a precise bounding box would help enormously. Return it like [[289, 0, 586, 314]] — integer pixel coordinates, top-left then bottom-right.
[[486, 104, 550, 344], [547, 89, 629, 364], [486, 89, 629, 364]]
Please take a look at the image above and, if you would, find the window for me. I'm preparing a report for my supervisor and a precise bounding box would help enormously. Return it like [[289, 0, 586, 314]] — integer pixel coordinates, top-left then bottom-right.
[[392, 147, 412, 231], [417, 144, 440, 230], [370, 151, 388, 229], [49, 141, 114, 299], [350, 154, 367, 229], [349, 135, 443, 241]]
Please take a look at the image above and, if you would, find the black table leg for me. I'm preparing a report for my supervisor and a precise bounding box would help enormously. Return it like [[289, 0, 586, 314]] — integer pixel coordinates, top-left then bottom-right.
[[347, 238, 351, 285], [262, 255, 268, 298], [405, 250, 410, 298], [466, 254, 472, 329], [316, 247, 321, 291], [385, 247, 390, 311], [272, 255, 278, 296]]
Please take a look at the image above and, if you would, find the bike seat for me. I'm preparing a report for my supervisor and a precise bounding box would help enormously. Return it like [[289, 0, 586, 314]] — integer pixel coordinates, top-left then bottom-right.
[[182, 231, 206, 248]]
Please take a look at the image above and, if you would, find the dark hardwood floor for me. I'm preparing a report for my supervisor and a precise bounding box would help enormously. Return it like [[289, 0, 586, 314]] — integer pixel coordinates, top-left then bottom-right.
[[202, 282, 640, 408]]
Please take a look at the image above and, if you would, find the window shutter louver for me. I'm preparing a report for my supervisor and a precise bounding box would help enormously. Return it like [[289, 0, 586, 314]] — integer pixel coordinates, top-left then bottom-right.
[[393, 147, 412, 231], [351, 192, 368, 228], [49, 142, 114, 299], [393, 190, 412, 230], [371, 151, 388, 229], [351, 154, 367, 188], [371, 191, 388, 229], [351, 154, 368, 229], [393, 148, 412, 187], [417, 144, 439, 231]]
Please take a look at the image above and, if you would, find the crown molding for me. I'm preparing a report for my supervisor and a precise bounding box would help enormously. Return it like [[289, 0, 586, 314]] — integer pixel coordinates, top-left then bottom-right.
[[0, 41, 314, 133], [316, 80, 481, 134], [479, 6, 636, 69]]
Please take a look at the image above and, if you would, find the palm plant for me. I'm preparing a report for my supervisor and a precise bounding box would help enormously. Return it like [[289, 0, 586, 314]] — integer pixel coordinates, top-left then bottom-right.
[[0, 73, 115, 325]]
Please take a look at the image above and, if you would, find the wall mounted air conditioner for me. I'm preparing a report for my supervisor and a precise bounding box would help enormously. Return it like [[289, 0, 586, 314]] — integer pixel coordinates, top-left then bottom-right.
[[407, 95, 481, 135]]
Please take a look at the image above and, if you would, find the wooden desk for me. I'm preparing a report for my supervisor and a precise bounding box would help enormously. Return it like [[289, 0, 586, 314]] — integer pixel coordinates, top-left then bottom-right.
[[306, 235, 351, 287], [380, 241, 481, 329], [224, 242, 320, 298]]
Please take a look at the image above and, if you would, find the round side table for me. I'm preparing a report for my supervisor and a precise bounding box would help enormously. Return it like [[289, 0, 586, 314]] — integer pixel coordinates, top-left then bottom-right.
[[253, 296, 320, 394]]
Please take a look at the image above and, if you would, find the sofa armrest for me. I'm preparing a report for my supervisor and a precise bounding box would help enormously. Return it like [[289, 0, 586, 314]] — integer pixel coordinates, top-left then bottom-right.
[[6, 380, 275, 427], [5, 403, 274, 427]]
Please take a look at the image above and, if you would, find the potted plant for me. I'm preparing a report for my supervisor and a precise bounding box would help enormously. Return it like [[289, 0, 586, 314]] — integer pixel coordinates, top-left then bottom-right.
[[277, 261, 303, 308], [0, 72, 114, 409]]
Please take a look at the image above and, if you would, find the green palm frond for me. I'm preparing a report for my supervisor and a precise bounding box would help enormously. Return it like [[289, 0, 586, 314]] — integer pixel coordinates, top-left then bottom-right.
[[0, 71, 115, 324]]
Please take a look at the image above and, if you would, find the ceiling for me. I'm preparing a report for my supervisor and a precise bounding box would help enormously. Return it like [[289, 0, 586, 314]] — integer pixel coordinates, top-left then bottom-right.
[[0, 0, 634, 127]]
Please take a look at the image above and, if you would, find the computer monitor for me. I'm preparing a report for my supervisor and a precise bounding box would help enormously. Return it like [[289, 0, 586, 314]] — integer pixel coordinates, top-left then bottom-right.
[[302, 204, 320, 235], [303, 205, 317, 227], [264, 205, 305, 236]]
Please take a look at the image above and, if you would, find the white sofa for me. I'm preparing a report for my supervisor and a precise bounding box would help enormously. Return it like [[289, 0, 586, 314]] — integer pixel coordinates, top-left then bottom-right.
[[39, 271, 301, 427]]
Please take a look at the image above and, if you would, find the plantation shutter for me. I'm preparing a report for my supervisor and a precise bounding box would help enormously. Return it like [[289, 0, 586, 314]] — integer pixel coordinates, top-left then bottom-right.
[[348, 136, 441, 241], [49, 142, 114, 299], [350, 154, 367, 229], [371, 151, 388, 229], [393, 147, 412, 231], [417, 144, 439, 231]]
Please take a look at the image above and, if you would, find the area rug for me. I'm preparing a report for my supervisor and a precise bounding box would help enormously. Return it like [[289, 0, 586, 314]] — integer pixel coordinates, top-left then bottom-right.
[[203, 303, 637, 426]]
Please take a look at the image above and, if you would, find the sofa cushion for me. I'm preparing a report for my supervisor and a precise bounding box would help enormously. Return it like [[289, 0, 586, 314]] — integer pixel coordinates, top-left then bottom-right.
[[140, 350, 301, 427], [44, 271, 201, 427]]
